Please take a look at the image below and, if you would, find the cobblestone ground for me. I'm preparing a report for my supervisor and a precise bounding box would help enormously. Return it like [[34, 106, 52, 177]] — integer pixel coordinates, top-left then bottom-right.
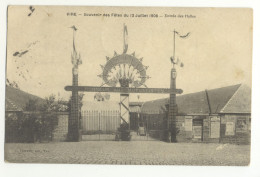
[[5, 141, 250, 166]]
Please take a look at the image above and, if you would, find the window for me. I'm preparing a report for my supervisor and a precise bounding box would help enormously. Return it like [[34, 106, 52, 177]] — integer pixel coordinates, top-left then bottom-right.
[[225, 122, 235, 136], [236, 117, 247, 132], [185, 116, 192, 131]]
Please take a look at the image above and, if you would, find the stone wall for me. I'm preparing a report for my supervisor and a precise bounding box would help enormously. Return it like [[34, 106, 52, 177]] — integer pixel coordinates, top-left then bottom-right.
[[220, 114, 251, 145], [176, 116, 192, 142], [203, 116, 221, 143], [175, 114, 251, 144], [52, 112, 69, 142]]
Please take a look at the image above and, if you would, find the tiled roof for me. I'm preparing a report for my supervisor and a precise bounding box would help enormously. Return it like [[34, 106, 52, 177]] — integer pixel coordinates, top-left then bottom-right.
[[5, 98, 23, 112], [176, 90, 209, 115], [5, 86, 45, 112], [141, 84, 251, 115], [141, 98, 169, 114], [207, 84, 241, 113], [141, 90, 210, 115], [220, 84, 251, 113]]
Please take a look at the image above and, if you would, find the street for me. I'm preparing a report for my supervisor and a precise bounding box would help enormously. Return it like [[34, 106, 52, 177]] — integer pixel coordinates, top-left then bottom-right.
[[5, 141, 250, 166]]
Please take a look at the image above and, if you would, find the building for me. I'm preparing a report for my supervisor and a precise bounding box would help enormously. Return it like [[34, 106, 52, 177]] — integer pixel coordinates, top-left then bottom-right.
[[138, 84, 251, 144], [5, 85, 46, 113]]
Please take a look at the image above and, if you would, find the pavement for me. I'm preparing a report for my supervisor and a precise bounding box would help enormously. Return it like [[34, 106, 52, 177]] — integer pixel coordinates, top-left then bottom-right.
[[81, 132, 158, 141], [4, 141, 250, 165]]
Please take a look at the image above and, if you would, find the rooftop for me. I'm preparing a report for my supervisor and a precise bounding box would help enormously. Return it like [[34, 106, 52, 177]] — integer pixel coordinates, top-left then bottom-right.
[[141, 84, 251, 115], [5, 85, 45, 112]]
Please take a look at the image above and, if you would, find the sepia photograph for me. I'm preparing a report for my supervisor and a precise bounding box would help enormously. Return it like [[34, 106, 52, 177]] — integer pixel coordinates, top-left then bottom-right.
[[4, 6, 253, 166]]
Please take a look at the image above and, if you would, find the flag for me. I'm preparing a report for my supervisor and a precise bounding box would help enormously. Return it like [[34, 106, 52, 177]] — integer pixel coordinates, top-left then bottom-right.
[[175, 31, 190, 38], [123, 24, 128, 53], [70, 25, 77, 31], [170, 56, 184, 68]]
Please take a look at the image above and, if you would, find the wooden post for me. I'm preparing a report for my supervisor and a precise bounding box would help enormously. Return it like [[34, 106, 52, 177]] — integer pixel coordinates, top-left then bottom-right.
[[169, 67, 178, 142], [68, 70, 80, 141]]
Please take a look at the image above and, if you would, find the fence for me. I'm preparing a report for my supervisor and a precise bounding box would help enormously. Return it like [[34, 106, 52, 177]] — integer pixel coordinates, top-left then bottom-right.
[[81, 110, 121, 137]]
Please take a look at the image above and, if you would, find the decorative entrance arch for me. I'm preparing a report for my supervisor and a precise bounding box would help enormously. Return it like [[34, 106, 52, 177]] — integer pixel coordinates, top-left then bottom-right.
[[65, 25, 186, 142]]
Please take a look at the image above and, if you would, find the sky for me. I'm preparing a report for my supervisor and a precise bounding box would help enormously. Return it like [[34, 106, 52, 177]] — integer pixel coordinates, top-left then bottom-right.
[[6, 6, 252, 102]]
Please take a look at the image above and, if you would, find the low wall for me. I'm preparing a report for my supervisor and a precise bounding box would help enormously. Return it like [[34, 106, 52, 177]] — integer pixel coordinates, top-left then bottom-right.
[[52, 112, 69, 142]]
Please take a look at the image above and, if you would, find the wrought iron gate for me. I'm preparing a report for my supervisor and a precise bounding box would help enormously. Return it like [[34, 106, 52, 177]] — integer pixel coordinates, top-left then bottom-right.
[[130, 113, 167, 141], [81, 110, 121, 141]]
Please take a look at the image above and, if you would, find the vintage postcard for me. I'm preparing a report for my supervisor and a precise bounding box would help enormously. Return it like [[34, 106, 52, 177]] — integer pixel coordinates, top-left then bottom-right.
[[5, 6, 252, 165]]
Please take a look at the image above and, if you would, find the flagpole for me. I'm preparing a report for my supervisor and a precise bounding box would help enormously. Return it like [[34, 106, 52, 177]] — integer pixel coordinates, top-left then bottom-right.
[[168, 29, 178, 142], [123, 23, 125, 53], [173, 29, 176, 68], [69, 26, 80, 142]]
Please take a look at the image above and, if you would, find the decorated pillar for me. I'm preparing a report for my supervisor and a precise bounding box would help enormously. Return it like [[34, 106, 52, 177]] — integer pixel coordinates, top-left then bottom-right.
[[68, 26, 82, 142], [119, 78, 130, 125], [168, 67, 178, 142], [168, 29, 188, 142]]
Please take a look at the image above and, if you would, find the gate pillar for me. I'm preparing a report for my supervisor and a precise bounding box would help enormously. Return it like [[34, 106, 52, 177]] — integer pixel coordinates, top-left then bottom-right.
[[168, 67, 178, 142], [119, 78, 130, 126], [67, 26, 82, 142], [120, 93, 130, 124], [68, 69, 80, 142]]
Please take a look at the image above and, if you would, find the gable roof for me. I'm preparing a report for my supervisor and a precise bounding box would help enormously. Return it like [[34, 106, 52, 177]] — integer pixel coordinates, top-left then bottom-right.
[[176, 90, 210, 115], [141, 84, 251, 115], [141, 98, 169, 114], [141, 90, 210, 115], [5, 86, 45, 112], [207, 84, 241, 113], [220, 84, 251, 113]]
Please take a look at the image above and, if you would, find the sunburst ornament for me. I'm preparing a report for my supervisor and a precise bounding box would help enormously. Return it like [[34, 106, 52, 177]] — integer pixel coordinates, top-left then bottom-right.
[[98, 24, 150, 88]]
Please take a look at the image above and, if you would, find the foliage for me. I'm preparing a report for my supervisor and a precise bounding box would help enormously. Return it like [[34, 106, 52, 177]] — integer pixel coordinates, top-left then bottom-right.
[[25, 98, 41, 111], [5, 112, 58, 143], [67, 92, 84, 112], [5, 94, 67, 143], [116, 123, 131, 141], [40, 94, 68, 112], [6, 92, 83, 143]]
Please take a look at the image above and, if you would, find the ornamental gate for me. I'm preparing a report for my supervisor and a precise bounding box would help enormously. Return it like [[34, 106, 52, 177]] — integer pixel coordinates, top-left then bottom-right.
[[130, 113, 168, 141], [81, 110, 121, 141], [65, 25, 188, 142], [81, 110, 167, 141]]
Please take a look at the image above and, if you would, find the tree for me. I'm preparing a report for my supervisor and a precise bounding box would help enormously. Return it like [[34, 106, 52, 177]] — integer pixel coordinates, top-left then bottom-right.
[[25, 98, 40, 111], [39, 94, 68, 112], [23, 94, 65, 142]]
